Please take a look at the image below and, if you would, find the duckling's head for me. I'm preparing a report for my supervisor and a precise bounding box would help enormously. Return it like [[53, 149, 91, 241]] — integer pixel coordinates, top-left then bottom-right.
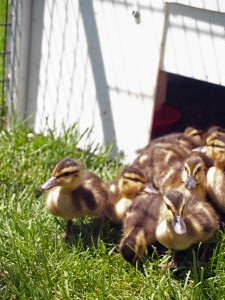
[[204, 134, 225, 164], [120, 228, 146, 264], [39, 158, 83, 191], [181, 155, 207, 190], [118, 167, 148, 197], [205, 125, 225, 140], [184, 126, 204, 146], [163, 191, 187, 235]]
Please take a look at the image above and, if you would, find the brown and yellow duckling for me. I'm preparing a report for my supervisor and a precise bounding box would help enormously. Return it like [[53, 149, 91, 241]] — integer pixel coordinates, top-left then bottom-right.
[[161, 126, 204, 153], [183, 126, 205, 147], [120, 187, 219, 265], [194, 133, 225, 213], [136, 126, 204, 155], [155, 190, 219, 267], [119, 189, 162, 264], [39, 158, 108, 235], [131, 139, 188, 184], [131, 128, 203, 184], [204, 125, 225, 141], [107, 166, 157, 224], [159, 153, 212, 199]]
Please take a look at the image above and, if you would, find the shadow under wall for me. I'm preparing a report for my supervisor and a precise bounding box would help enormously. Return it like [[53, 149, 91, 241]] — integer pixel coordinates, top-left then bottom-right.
[[79, 1, 118, 154]]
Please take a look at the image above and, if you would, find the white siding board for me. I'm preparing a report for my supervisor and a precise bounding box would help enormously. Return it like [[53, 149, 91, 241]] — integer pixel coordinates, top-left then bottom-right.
[[161, 3, 225, 86]]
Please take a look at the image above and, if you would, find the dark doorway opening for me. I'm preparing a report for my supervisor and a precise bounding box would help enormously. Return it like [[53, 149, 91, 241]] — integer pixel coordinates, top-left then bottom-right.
[[162, 73, 225, 134]]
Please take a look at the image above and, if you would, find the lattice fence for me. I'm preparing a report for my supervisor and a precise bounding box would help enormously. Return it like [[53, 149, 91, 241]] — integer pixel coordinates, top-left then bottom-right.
[[0, 0, 10, 126]]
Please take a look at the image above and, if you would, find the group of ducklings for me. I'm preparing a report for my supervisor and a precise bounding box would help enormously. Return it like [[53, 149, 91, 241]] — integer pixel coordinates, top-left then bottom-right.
[[39, 125, 225, 267]]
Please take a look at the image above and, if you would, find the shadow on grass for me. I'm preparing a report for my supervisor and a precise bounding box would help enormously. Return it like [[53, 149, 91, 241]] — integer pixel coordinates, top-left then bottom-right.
[[53, 216, 223, 283], [166, 232, 223, 281], [54, 217, 123, 250]]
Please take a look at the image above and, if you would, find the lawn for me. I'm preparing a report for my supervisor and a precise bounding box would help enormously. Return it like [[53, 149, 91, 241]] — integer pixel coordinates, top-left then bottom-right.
[[0, 120, 225, 299]]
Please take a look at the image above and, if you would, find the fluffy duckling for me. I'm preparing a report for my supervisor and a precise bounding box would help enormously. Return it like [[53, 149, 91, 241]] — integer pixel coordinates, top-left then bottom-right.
[[194, 134, 225, 213], [132, 126, 204, 185], [136, 126, 204, 155], [183, 126, 204, 147], [150, 139, 194, 190], [204, 125, 225, 141], [155, 190, 219, 267], [107, 166, 157, 223], [132, 130, 202, 185], [181, 154, 212, 198], [131, 139, 190, 184], [160, 153, 212, 199], [119, 191, 162, 264], [156, 126, 204, 150], [39, 158, 108, 235]]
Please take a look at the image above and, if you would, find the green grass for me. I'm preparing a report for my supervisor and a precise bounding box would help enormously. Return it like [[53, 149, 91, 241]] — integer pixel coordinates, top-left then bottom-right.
[[0, 120, 225, 299]]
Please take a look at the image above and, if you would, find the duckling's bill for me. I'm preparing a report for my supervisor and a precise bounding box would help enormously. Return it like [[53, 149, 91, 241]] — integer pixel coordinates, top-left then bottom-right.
[[143, 183, 160, 194], [185, 175, 196, 190], [192, 146, 207, 153], [39, 176, 58, 191], [172, 215, 186, 235]]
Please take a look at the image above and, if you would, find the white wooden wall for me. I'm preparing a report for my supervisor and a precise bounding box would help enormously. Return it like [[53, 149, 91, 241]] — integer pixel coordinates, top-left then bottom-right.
[[161, 2, 225, 85], [8, 0, 225, 163]]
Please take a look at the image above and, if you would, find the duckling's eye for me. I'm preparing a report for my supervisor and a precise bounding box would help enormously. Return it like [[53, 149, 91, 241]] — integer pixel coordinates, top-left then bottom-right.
[[192, 133, 200, 136], [132, 178, 140, 182], [63, 172, 71, 177], [196, 166, 202, 173], [166, 204, 171, 211], [124, 176, 142, 183]]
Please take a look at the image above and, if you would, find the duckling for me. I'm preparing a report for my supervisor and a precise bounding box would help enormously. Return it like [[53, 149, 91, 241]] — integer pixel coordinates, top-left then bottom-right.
[[119, 191, 162, 264], [150, 139, 195, 190], [131, 149, 155, 182], [132, 127, 205, 192], [204, 125, 225, 141], [132, 130, 202, 183], [153, 126, 204, 149], [160, 153, 212, 199], [132, 139, 189, 184], [181, 154, 212, 198], [183, 126, 204, 146], [107, 166, 158, 224], [194, 134, 225, 213], [39, 158, 108, 235], [155, 190, 219, 267], [136, 126, 204, 155]]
